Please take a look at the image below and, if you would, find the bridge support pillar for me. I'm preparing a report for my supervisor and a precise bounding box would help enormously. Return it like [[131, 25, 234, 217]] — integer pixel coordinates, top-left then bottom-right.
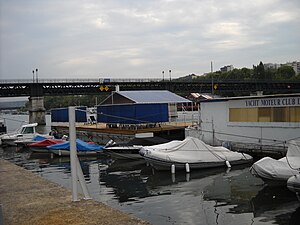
[[28, 97, 46, 125]]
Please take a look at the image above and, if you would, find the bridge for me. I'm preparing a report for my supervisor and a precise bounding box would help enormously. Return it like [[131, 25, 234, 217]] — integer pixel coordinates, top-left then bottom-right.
[[1, 78, 300, 97]]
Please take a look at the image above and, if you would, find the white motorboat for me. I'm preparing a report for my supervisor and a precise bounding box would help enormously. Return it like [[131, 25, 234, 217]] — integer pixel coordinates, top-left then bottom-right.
[[250, 140, 300, 183], [139, 137, 253, 171], [0, 123, 45, 146]]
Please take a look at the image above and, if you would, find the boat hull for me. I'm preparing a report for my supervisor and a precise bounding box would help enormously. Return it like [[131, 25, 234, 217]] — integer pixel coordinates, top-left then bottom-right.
[[1, 138, 18, 146], [105, 146, 142, 160], [142, 155, 252, 171], [51, 149, 102, 157], [29, 147, 53, 153]]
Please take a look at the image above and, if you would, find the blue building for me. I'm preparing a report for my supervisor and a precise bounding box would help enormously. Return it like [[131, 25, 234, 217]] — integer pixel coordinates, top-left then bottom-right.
[[97, 90, 191, 125]]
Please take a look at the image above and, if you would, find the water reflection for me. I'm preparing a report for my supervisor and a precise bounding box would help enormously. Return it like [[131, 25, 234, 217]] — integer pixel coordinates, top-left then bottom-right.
[[1, 147, 299, 225], [251, 185, 300, 224]]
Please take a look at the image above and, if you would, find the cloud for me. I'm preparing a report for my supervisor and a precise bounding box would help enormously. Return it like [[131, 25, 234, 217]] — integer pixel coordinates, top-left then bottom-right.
[[0, 0, 299, 79]]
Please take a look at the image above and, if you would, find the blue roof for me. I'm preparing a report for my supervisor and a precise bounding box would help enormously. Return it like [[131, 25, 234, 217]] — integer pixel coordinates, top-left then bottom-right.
[[116, 90, 191, 104]]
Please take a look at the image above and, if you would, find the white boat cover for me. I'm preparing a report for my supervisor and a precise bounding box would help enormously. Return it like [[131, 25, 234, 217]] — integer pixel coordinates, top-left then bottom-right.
[[250, 141, 300, 181], [140, 137, 252, 163]]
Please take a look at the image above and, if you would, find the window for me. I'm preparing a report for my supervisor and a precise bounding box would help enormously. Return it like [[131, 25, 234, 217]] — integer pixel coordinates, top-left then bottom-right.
[[229, 108, 258, 122], [290, 107, 300, 122], [258, 108, 271, 122], [272, 107, 289, 122], [229, 106, 300, 122], [22, 127, 34, 134]]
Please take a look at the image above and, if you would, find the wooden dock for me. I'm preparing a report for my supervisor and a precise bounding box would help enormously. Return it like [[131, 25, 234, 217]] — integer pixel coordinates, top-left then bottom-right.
[[52, 122, 193, 135], [51, 122, 193, 144]]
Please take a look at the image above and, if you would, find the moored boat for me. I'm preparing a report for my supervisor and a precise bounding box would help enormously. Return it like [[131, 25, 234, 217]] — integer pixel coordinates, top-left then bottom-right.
[[28, 139, 66, 153], [139, 137, 253, 171], [14, 134, 50, 147], [0, 123, 49, 146], [48, 139, 104, 156], [250, 140, 300, 184]]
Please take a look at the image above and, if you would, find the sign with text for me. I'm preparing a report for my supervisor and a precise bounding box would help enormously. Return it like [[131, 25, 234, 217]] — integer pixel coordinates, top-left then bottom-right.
[[229, 96, 300, 108]]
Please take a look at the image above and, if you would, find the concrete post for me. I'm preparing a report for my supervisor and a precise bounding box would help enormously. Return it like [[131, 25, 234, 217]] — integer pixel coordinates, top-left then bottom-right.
[[69, 106, 79, 202], [28, 96, 46, 125]]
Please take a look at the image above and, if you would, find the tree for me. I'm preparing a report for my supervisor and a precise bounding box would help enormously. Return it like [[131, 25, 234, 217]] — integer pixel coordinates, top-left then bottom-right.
[[276, 66, 296, 80], [240, 67, 252, 80]]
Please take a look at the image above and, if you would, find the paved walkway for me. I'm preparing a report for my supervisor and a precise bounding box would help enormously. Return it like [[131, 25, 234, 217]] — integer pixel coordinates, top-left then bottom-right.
[[0, 159, 151, 225]]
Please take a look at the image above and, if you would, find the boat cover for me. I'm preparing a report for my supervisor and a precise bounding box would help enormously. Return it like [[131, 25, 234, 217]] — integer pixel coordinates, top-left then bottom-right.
[[250, 157, 299, 181], [140, 137, 252, 163], [32, 135, 48, 141], [47, 139, 104, 151], [28, 139, 65, 147], [250, 141, 300, 181]]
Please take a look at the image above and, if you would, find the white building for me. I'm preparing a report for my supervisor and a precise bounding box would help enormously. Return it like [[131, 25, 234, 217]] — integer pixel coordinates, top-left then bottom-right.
[[186, 93, 300, 154], [264, 63, 281, 70], [285, 61, 300, 75], [220, 65, 234, 72]]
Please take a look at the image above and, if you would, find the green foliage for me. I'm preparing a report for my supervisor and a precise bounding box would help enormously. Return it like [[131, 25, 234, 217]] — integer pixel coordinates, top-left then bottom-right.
[[188, 62, 297, 81], [276, 66, 295, 80]]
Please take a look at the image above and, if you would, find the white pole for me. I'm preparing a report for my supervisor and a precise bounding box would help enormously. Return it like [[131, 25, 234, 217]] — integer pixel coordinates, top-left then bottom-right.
[[69, 106, 79, 201], [197, 104, 200, 126]]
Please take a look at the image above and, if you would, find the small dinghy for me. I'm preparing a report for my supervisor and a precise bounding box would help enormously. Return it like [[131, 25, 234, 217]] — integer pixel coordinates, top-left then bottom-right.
[[139, 137, 253, 171], [48, 139, 104, 156]]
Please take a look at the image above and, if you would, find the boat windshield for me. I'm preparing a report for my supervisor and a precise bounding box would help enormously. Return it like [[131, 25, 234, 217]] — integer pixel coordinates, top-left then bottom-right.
[[21, 126, 34, 134]]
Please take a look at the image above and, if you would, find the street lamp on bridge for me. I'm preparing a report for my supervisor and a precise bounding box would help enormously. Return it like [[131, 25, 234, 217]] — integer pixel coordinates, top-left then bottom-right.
[[36, 68, 38, 83], [32, 70, 35, 83], [169, 70, 172, 81]]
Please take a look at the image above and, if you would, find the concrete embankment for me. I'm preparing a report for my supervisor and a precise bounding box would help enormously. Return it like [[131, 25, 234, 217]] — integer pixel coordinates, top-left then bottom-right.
[[0, 159, 151, 225]]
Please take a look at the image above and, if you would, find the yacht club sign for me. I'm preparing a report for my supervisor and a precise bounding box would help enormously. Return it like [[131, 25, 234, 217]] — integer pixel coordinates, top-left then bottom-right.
[[245, 97, 300, 108]]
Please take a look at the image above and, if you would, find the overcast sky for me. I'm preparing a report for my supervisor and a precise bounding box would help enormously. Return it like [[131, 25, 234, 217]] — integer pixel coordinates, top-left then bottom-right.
[[0, 0, 299, 80]]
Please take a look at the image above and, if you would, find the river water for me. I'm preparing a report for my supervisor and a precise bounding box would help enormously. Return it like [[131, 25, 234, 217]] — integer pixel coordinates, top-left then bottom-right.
[[0, 114, 299, 225]]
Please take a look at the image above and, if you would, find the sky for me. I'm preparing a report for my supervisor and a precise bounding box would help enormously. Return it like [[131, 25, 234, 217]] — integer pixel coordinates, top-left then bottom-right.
[[0, 0, 299, 80]]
